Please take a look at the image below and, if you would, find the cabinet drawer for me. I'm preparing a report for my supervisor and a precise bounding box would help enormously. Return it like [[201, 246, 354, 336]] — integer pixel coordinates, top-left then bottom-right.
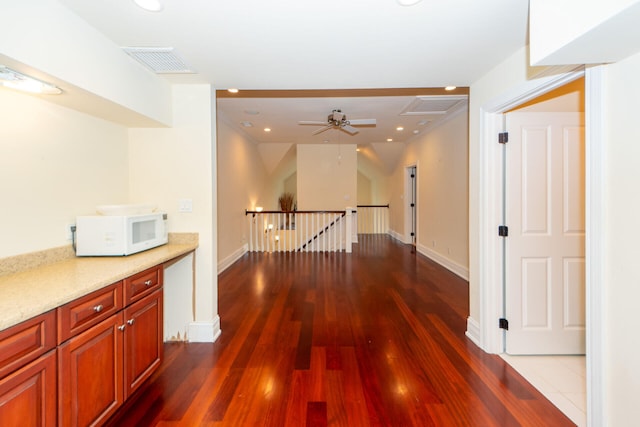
[[57, 281, 123, 343], [0, 311, 56, 379], [124, 265, 163, 305]]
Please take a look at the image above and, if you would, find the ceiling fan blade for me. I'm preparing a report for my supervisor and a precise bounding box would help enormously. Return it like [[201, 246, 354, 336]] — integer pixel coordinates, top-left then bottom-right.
[[312, 125, 332, 135], [348, 119, 376, 125], [341, 125, 359, 135], [299, 120, 328, 126]]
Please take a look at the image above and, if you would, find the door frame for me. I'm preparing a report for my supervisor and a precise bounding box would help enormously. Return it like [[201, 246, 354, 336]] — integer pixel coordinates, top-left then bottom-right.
[[404, 163, 418, 245], [477, 66, 605, 424]]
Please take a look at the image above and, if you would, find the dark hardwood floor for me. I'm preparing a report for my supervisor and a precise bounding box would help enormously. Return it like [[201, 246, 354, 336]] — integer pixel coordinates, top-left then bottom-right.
[[106, 235, 575, 426]]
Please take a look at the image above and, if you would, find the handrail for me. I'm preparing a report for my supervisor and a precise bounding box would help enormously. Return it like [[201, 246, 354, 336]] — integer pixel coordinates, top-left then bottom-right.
[[356, 204, 390, 208], [246, 209, 345, 215]]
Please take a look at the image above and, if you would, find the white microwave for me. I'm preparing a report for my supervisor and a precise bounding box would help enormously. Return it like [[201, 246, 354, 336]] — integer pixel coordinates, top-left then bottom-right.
[[75, 213, 168, 256]]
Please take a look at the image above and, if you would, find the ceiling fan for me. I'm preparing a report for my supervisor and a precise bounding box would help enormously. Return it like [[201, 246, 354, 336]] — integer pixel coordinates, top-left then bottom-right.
[[298, 109, 376, 135]]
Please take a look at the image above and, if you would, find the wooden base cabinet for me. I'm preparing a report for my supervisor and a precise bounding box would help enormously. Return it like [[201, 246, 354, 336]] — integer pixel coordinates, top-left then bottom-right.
[[0, 311, 57, 427], [0, 350, 57, 427], [57, 265, 164, 427], [58, 312, 124, 427], [124, 290, 163, 399]]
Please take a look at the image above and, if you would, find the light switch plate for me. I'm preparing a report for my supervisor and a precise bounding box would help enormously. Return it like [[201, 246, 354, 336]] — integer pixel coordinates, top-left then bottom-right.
[[178, 199, 193, 213]]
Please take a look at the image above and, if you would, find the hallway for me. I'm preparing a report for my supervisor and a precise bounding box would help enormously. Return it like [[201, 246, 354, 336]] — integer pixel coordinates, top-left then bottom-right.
[[107, 235, 575, 426]]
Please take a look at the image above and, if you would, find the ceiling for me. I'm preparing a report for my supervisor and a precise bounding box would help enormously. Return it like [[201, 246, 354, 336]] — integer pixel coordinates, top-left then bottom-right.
[[55, 0, 529, 168]]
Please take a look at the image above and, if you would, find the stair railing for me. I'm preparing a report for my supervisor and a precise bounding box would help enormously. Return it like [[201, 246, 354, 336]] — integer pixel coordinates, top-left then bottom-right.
[[245, 209, 354, 253], [356, 204, 390, 234]]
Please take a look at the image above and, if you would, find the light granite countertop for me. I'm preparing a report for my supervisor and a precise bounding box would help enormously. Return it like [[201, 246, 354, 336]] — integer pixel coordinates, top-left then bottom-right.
[[0, 233, 198, 333]]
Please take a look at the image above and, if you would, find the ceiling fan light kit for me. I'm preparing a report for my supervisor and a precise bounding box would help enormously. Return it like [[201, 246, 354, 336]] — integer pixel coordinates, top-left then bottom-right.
[[298, 109, 376, 136]]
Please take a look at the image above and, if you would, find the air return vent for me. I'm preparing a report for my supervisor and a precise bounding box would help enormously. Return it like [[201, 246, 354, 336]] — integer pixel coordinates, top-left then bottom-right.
[[122, 47, 195, 74], [400, 95, 467, 116]]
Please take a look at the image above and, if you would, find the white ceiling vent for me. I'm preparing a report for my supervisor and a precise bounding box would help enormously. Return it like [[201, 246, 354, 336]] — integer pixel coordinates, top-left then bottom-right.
[[122, 47, 195, 74], [400, 95, 467, 115]]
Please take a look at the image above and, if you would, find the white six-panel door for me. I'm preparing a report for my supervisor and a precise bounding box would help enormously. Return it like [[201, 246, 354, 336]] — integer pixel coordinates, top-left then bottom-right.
[[505, 112, 585, 354]]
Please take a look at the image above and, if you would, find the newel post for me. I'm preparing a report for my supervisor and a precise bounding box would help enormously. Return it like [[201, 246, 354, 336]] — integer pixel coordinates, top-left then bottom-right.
[[345, 208, 353, 253]]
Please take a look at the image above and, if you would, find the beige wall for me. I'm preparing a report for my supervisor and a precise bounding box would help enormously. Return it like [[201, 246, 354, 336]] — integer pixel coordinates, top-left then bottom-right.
[[297, 144, 357, 210], [262, 146, 297, 210], [129, 85, 217, 334], [357, 151, 391, 205], [0, 88, 129, 258], [216, 118, 268, 266], [389, 111, 469, 277], [357, 171, 372, 204]]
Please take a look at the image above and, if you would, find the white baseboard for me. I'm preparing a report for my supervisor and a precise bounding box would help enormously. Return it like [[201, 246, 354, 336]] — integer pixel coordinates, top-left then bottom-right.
[[465, 316, 481, 347], [416, 244, 469, 281], [387, 229, 407, 243], [188, 316, 221, 343], [218, 243, 248, 274]]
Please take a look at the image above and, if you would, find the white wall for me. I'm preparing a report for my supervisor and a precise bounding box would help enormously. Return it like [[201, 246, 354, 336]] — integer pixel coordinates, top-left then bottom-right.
[[216, 118, 268, 266], [0, 89, 129, 258], [389, 111, 469, 278], [129, 85, 218, 342], [530, 0, 640, 65], [468, 47, 533, 323], [0, 0, 172, 126], [297, 144, 357, 210], [601, 50, 640, 424]]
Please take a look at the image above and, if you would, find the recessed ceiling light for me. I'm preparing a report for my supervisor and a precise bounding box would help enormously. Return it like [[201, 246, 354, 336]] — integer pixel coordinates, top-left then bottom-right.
[[396, 0, 423, 6], [396, 126, 404, 131], [445, 86, 457, 91], [413, 130, 420, 134], [356, 148, 361, 152], [227, 88, 239, 93], [387, 138, 393, 142], [0, 66, 62, 95], [264, 128, 271, 132], [240, 121, 253, 127], [133, 0, 163, 12]]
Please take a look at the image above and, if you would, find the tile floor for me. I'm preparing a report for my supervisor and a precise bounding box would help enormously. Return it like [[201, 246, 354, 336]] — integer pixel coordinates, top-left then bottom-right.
[[500, 354, 586, 427]]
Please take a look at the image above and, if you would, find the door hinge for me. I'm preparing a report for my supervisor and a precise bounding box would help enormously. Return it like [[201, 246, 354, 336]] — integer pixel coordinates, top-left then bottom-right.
[[499, 318, 509, 330], [499, 132, 508, 144], [498, 225, 509, 237]]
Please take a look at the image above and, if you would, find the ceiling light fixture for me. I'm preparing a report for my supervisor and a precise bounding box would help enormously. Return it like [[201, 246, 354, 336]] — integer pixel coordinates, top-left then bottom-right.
[[227, 88, 239, 93], [0, 66, 62, 95], [387, 138, 393, 142], [396, 126, 404, 131], [445, 86, 457, 91], [264, 128, 271, 132], [396, 0, 423, 6], [240, 121, 253, 127], [133, 0, 163, 12]]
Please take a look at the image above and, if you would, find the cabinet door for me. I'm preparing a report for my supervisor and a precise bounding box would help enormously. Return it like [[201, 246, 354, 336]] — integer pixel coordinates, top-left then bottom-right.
[[0, 350, 56, 427], [58, 312, 124, 427], [123, 289, 163, 399]]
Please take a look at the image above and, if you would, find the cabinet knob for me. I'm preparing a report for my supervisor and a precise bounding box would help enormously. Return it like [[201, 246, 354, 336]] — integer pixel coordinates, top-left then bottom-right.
[[144, 280, 152, 286], [118, 325, 126, 331], [127, 319, 135, 326], [93, 304, 103, 313]]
